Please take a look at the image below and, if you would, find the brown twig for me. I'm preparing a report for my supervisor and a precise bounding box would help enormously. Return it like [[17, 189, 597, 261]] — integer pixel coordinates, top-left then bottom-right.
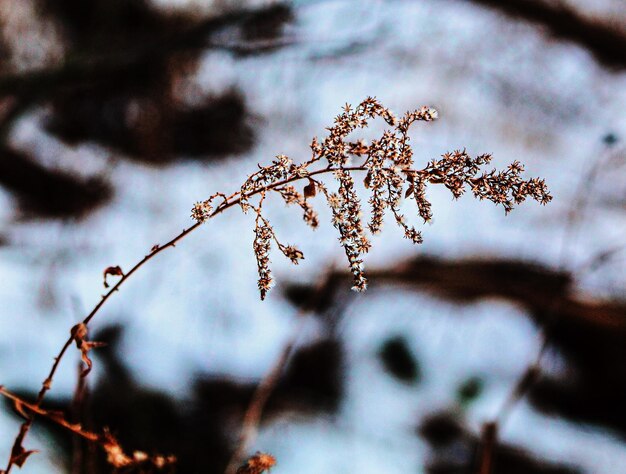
[[0, 386, 175, 472], [0, 386, 99, 443], [70, 362, 89, 474], [476, 422, 498, 474], [224, 266, 338, 474], [224, 318, 305, 474]]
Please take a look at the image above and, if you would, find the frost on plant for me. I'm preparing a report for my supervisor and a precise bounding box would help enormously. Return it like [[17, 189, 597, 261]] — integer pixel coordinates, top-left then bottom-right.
[[192, 97, 552, 299]]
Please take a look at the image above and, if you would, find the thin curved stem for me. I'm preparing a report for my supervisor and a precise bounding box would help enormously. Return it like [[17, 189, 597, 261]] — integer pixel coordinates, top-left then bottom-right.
[[2, 164, 382, 472]]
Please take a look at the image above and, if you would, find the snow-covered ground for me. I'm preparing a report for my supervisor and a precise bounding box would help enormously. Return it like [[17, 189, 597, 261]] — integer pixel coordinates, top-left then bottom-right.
[[1, 0, 625, 472]]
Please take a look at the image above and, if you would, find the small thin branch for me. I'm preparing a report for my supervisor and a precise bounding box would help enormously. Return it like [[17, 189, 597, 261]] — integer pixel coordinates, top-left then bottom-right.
[[71, 362, 89, 474], [224, 318, 305, 474], [224, 266, 338, 474], [476, 422, 498, 474], [0, 386, 99, 442], [496, 340, 546, 425]]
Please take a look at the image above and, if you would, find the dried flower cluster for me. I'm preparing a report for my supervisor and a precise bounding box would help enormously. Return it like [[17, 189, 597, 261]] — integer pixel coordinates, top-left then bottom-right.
[[420, 150, 551, 213], [193, 97, 552, 298], [236, 452, 276, 474], [103, 431, 176, 473]]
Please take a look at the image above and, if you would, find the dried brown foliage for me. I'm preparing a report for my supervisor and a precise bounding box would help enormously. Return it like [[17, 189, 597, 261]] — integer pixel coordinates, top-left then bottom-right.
[[1, 97, 551, 473], [0, 386, 175, 474], [103, 266, 124, 289], [193, 97, 551, 298], [70, 323, 107, 377], [236, 452, 276, 474]]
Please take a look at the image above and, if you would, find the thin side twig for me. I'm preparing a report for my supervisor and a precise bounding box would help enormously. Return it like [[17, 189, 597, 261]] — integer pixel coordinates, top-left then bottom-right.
[[223, 318, 305, 474], [0, 386, 176, 471], [224, 266, 338, 474]]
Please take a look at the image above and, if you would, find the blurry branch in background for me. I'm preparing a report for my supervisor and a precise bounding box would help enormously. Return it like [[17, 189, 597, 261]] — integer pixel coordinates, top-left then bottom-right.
[[477, 422, 497, 474], [0, 2, 294, 219], [576, 244, 626, 275], [0, 97, 24, 140], [419, 410, 582, 474], [224, 315, 304, 474], [0, 98, 551, 472], [70, 363, 91, 474], [462, 0, 626, 70], [0, 147, 113, 219], [475, 140, 624, 473], [292, 256, 626, 330], [225, 268, 338, 474], [285, 251, 626, 471]]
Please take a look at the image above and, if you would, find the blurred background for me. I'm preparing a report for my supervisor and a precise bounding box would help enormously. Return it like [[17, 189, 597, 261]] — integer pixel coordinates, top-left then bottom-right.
[[0, 0, 625, 472]]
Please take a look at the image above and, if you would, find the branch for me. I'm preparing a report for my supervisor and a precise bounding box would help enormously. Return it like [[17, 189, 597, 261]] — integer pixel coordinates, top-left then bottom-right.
[[0, 386, 175, 472], [1, 98, 551, 472], [0, 386, 98, 442], [476, 422, 497, 474], [223, 321, 302, 474], [224, 268, 337, 474]]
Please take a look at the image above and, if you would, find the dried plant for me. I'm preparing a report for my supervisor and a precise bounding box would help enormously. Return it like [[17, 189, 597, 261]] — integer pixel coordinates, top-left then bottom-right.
[[0, 386, 176, 473], [193, 97, 551, 298], [0, 97, 551, 473], [236, 452, 276, 474]]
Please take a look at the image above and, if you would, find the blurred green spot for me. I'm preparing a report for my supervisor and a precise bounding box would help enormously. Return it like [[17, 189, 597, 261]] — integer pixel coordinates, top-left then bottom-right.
[[457, 376, 484, 406], [378, 335, 421, 384]]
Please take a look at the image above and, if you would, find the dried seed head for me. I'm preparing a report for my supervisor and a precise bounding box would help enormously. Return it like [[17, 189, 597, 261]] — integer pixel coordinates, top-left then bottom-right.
[[253, 223, 273, 301], [283, 245, 305, 264], [193, 97, 550, 300], [237, 452, 276, 474], [191, 200, 212, 222]]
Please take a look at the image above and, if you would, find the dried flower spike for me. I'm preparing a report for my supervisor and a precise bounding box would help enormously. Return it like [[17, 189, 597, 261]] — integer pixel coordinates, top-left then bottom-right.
[[191, 97, 550, 299]]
